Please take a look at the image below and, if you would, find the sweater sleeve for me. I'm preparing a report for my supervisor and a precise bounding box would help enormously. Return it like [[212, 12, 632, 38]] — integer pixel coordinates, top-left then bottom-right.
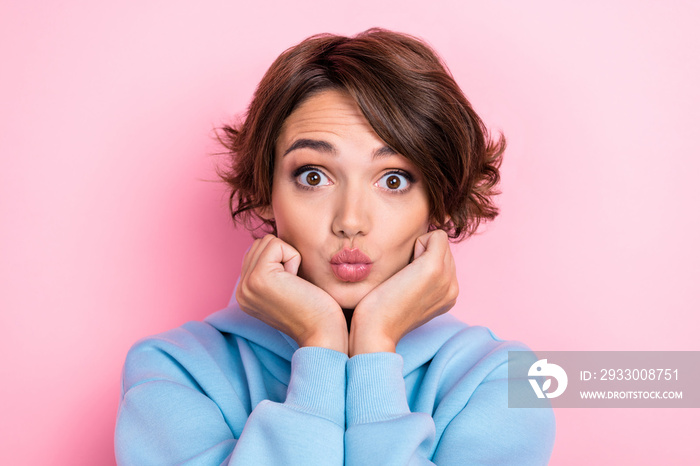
[[115, 335, 348, 465], [345, 352, 435, 466], [430, 359, 556, 465], [344, 352, 555, 466]]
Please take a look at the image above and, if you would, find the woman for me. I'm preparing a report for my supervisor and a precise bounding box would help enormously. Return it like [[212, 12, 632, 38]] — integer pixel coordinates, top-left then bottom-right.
[[115, 29, 555, 465]]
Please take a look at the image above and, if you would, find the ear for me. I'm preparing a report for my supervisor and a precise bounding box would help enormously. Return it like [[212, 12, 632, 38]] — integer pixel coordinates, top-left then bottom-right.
[[255, 205, 274, 221], [429, 214, 452, 229]]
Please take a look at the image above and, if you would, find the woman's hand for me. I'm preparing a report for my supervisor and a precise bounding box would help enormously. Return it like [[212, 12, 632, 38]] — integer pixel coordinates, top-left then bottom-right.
[[348, 229, 458, 356], [236, 234, 349, 354]]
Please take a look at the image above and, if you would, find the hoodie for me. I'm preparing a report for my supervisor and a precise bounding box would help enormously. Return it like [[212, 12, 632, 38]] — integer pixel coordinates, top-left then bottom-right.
[[115, 297, 555, 465]]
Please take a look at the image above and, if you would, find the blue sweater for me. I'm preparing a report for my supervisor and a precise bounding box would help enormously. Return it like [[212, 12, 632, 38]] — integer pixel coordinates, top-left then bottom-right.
[[115, 297, 555, 465]]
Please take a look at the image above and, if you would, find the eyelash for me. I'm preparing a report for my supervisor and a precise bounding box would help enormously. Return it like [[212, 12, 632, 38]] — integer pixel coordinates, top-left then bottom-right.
[[292, 165, 331, 191], [379, 170, 414, 193], [291, 165, 416, 194]]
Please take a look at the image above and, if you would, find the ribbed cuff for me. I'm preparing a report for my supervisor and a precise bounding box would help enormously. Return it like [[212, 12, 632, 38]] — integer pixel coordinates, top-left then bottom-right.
[[285, 346, 348, 427], [346, 352, 410, 426]]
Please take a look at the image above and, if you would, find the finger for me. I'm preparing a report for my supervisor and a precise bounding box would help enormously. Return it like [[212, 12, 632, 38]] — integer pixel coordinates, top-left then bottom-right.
[[414, 229, 448, 260], [443, 236, 456, 269], [241, 238, 263, 277], [274, 238, 302, 275], [443, 242, 459, 302], [247, 234, 277, 273], [258, 236, 301, 275], [413, 232, 429, 260], [280, 244, 301, 275], [238, 239, 259, 308]]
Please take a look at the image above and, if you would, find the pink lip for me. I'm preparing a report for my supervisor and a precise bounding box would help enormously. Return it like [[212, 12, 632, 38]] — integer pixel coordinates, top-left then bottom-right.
[[330, 248, 372, 282]]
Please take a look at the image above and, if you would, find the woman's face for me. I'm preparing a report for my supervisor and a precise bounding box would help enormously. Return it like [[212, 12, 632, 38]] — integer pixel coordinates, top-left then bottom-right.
[[267, 89, 431, 309]]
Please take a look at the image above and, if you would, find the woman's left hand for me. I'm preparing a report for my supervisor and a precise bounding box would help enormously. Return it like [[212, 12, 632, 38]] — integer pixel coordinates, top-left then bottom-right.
[[348, 229, 459, 356]]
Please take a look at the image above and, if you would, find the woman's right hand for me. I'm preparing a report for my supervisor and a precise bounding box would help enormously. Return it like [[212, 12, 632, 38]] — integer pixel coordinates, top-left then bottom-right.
[[236, 234, 348, 354]]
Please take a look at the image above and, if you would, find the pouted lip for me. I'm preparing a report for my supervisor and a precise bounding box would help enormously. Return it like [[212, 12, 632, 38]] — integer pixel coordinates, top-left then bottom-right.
[[330, 248, 372, 283], [330, 248, 372, 265]]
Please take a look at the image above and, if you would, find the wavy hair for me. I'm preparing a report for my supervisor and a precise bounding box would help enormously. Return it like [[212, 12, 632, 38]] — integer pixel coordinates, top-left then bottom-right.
[[217, 28, 504, 241]]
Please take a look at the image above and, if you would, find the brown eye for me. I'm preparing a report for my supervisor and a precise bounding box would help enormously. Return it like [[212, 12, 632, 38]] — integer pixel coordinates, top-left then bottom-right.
[[378, 172, 409, 191], [296, 168, 329, 188], [386, 175, 401, 189], [306, 172, 321, 186]]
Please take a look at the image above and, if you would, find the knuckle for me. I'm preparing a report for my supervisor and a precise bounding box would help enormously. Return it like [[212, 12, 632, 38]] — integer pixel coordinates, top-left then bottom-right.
[[433, 229, 448, 244], [448, 282, 459, 301], [235, 284, 250, 308], [247, 271, 265, 294], [261, 235, 283, 254], [424, 258, 441, 278]]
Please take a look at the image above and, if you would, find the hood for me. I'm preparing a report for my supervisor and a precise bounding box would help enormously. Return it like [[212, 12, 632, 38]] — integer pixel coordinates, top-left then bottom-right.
[[205, 285, 468, 375]]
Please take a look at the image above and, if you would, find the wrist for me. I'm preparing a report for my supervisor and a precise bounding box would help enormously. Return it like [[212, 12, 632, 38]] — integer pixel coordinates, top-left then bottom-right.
[[300, 333, 348, 354], [348, 324, 396, 357], [297, 318, 349, 354]]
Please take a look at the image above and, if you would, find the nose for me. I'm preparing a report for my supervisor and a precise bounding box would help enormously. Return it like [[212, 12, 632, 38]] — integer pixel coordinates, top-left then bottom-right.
[[331, 184, 371, 239]]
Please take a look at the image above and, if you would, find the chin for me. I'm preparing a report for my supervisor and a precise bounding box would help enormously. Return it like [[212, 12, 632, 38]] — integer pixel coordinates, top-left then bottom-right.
[[327, 284, 369, 311], [331, 293, 362, 311]]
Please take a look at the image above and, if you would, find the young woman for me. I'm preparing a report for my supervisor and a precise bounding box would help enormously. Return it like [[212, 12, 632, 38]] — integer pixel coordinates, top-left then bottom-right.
[[115, 29, 555, 465]]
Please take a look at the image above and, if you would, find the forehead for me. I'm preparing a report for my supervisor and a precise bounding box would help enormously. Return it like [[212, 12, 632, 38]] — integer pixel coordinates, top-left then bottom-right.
[[276, 90, 382, 151]]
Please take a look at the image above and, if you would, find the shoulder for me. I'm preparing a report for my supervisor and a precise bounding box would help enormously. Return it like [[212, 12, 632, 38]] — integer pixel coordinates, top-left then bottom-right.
[[116, 316, 254, 465], [120, 303, 296, 395], [417, 316, 544, 398], [121, 319, 237, 394], [437, 323, 535, 377], [405, 315, 556, 464], [399, 312, 534, 375]]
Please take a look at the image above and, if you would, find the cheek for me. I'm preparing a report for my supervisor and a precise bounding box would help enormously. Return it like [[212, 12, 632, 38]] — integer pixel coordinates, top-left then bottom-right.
[[271, 195, 324, 249], [380, 207, 430, 264], [273, 204, 329, 283], [271, 202, 299, 244]]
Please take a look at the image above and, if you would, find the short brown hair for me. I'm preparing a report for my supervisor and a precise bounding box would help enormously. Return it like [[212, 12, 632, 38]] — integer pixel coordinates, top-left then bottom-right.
[[217, 28, 504, 241]]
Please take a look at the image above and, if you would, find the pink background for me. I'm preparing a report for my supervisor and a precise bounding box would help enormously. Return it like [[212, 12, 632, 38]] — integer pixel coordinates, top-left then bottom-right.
[[1, 1, 698, 464]]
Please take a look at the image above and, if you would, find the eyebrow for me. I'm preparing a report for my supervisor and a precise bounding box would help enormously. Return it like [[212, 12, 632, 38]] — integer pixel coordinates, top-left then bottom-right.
[[283, 139, 335, 157], [282, 138, 398, 159]]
